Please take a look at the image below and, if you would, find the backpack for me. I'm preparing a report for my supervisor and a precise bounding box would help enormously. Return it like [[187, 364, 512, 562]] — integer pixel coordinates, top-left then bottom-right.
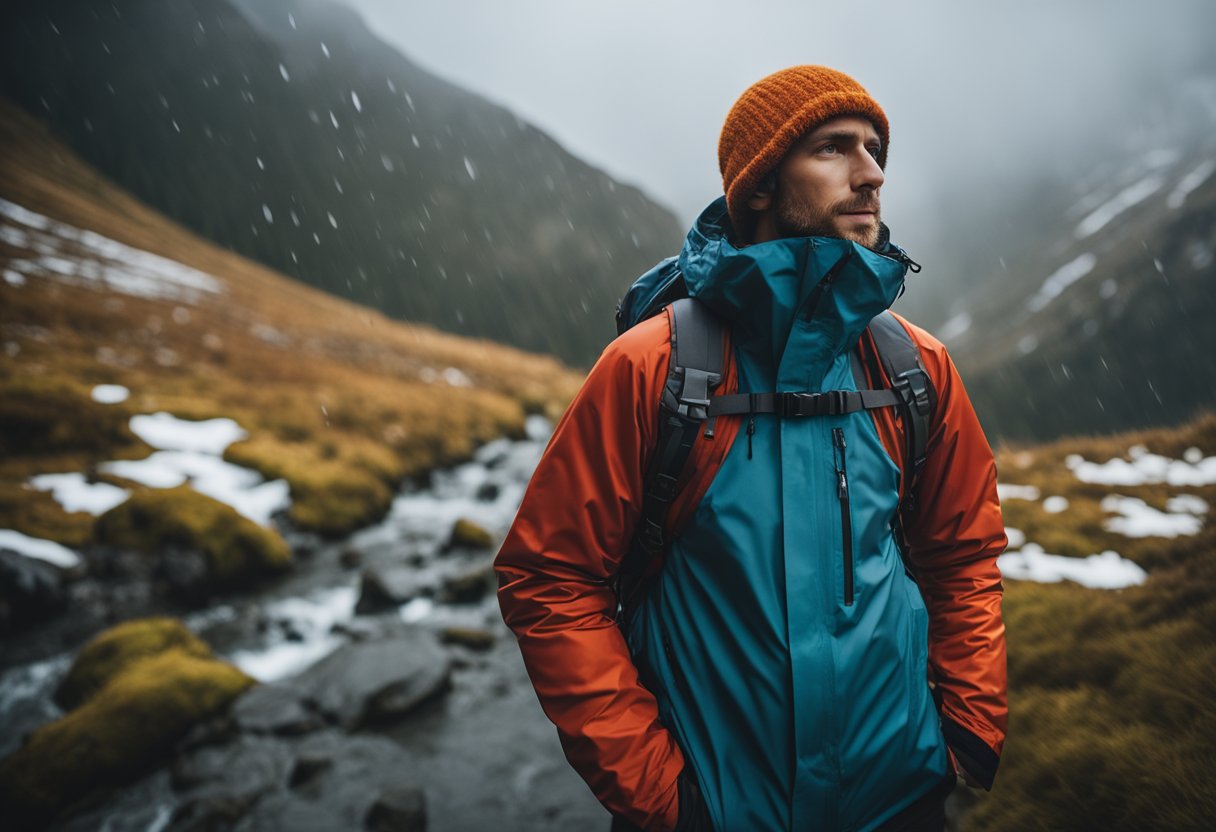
[[613, 257, 936, 602]]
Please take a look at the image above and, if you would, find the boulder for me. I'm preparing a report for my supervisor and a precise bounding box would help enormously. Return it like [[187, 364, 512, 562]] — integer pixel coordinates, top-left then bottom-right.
[[167, 726, 428, 829], [231, 684, 321, 736], [94, 486, 291, 594], [445, 518, 494, 551], [0, 649, 253, 830], [356, 567, 431, 615], [439, 565, 495, 604], [0, 548, 67, 634], [365, 785, 427, 832], [55, 617, 214, 710], [439, 626, 496, 652], [291, 633, 451, 729], [339, 546, 364, 570]]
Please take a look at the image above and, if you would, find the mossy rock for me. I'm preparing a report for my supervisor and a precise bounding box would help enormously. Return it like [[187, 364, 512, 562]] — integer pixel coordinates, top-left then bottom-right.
[[94, 485, 291, 587], [0, 649, 254, 830], [54, 616, 213, 710], [448, 518, 494, 550], [0, 375, 136, 459]]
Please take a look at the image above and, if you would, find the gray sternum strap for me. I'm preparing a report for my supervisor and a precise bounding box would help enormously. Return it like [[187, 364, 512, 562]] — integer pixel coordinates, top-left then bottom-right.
[[707, 388, 901, 418]]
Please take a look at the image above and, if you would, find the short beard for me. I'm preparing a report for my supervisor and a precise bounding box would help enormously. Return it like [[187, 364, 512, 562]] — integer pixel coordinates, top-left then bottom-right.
[[774, 190, 882, 248]]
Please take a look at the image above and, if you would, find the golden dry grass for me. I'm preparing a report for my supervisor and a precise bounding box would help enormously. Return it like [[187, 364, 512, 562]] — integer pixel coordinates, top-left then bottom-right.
[[963, 414, 1216, 830], [0, 99, 582, 540]]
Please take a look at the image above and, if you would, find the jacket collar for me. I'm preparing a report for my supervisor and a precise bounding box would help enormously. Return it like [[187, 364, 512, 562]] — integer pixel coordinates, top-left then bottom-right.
[[677, 197, 914, 376]]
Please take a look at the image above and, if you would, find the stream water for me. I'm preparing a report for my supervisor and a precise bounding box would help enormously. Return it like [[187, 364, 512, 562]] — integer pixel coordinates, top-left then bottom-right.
[[0, 416, 611, 831]]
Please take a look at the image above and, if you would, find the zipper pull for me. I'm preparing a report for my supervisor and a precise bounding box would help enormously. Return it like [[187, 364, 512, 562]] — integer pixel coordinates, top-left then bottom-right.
[[832, 428, 848, 497]]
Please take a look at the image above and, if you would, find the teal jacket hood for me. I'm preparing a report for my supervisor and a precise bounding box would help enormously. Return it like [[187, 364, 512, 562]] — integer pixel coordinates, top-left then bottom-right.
[[677, 196, 916, 383]]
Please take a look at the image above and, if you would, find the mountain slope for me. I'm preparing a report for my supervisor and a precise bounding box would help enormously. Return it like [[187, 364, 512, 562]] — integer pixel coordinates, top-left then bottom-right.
[[894, 78, 1216, 442], [0, 0, 683, 367], [0, 96, 581, 543]]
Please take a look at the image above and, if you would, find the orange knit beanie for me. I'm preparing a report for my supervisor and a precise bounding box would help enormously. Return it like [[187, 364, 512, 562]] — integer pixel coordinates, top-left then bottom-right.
[[718, 65, 889, 237]]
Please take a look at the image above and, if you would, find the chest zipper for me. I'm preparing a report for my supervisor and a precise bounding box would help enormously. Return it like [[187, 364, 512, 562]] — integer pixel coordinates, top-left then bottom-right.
[[832, 428, 854, 606]]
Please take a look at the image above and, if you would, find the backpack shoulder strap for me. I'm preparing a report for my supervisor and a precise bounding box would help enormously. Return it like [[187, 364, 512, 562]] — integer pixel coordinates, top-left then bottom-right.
[[863, 310, 936, 480], [618, 298, 723, 606]]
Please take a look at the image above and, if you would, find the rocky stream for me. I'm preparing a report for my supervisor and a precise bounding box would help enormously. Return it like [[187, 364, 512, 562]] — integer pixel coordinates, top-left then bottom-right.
[[0, 417, 609, 831]]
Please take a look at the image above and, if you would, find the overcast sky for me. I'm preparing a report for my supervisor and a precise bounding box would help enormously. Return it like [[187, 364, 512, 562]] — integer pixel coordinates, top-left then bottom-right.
[[342, 0, 1215, 237]]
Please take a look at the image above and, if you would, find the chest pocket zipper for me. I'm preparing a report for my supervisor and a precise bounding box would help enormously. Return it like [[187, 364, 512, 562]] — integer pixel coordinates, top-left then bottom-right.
[[832, 427, 854, 606]]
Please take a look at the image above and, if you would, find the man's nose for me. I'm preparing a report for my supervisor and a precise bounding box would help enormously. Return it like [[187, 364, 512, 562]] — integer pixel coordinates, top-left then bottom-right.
[[853, 149, 885, 191]]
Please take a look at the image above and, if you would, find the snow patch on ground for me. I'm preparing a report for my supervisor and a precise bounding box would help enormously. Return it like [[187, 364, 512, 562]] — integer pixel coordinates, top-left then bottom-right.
[[0, 197, 223, 303], [998, 483, 1041, 501], [1066, 445, 1216, 486], [28, 473, 129, 515], [999, 545, 1148, 589], [129, 412, 246, 454], [0, 529, 80, 569], [1101, 494, 1206, 538], [1005, 527, 1026, 549], [1167, 159, 1216, 209], [31, 412, 289, 527], [1075, 174, 1166, 238], [1042, 496, 1070, 514], [90, 383, 130, 404], [1027, 252, 1097, 312], [937, 311, 971, 343]]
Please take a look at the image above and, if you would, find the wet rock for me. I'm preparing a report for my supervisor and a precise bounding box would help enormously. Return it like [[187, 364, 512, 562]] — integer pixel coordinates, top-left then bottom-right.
[[439, 564, 494, 604], [158, 546, 211, 603], [365, 785, 427, 832], [340, 546, 364, 570], [291, 633, 451, 729], [232, 732, 426, 831], [170, 733, 293, 795], [231, 684, 321, 736], [170, 792, 259, 831], [440, 626, 496, 651], [446, 518, 493, 551], [0, 548, 67, 634], [289, 752, 332, 789], [475, 482, 500, 502], [356, 567, 430, 615]]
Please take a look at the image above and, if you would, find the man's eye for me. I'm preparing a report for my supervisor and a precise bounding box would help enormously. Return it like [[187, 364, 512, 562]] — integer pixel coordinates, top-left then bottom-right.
[[820, 143, 837, 154], [867, 146, 881, 159]]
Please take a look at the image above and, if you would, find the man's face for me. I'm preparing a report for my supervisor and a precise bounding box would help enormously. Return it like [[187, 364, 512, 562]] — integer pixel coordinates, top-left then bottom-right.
[[751, 115, 885, 248]]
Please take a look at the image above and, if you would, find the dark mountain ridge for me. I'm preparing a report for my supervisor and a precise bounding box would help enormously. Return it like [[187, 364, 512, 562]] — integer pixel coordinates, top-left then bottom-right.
[[918, 91, 1216, 442], [0, 0, 684, 366]]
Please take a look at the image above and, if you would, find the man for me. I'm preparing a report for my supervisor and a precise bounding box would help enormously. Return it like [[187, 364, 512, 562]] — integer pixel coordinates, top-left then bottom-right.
[[496, 66, 1007, 832]]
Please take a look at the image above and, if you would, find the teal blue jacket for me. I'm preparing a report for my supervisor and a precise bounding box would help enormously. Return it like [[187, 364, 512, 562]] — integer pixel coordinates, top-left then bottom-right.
[[498, 198, 1008, 832]]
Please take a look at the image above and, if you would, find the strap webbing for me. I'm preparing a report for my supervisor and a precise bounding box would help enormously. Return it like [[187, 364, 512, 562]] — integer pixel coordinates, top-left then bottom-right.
[[707, 388, 901, 417]]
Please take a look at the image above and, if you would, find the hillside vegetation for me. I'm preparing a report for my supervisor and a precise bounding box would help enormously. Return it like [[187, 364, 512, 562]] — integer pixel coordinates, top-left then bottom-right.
[[0, 98, 582, 545], [964, 415, 1216, 830], [0, 0, 684, 366]]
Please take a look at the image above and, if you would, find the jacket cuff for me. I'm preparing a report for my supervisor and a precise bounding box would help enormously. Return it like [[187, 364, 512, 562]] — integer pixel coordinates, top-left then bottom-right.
[[674, 768, 711, 832], [941, 715, 1000, 790]]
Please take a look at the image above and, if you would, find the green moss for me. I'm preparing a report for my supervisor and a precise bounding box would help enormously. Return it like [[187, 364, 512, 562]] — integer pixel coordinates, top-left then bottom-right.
[[54, 617, 213, 710], [94, 485, 291, 585], [0, 481, 94, 548], [449, 518, 494, 550], [965, 551, 1216, 830], [0, 374, 137, 460], [0, 649, 254, 830], [224, 436, 397, 537]]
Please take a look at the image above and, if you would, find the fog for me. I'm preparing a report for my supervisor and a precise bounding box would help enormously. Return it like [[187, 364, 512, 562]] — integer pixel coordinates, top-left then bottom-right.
[[343, 0, 1216, 237]]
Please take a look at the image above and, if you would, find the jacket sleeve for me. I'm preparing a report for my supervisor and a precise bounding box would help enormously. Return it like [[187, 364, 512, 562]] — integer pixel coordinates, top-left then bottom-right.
[[494, 316, 684, 832], [896, 316, 1009, 790]]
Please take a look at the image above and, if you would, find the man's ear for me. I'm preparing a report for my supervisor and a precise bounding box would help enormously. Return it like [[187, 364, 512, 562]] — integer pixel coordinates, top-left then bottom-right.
[[748, 172, 776, 211]]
